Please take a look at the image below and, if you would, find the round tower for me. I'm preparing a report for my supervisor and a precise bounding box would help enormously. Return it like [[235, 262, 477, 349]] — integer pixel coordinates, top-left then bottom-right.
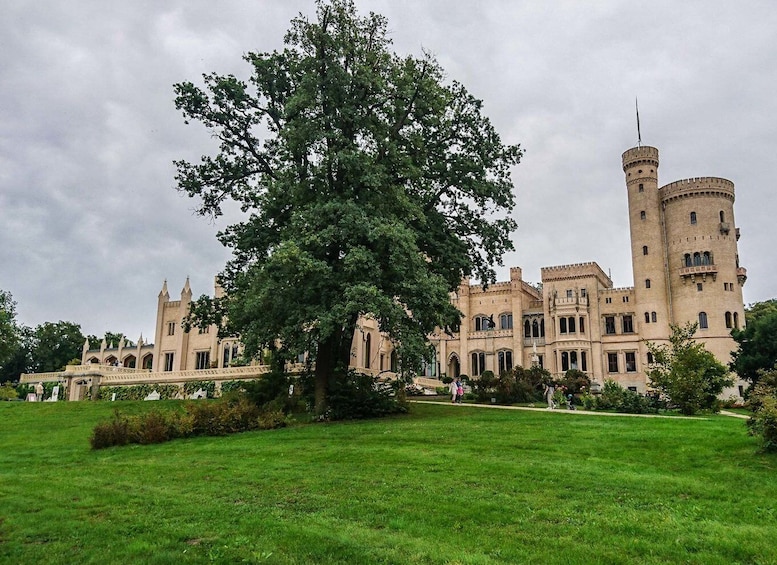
[[660, 177, 746, 366], [622, 146, 671, 342]]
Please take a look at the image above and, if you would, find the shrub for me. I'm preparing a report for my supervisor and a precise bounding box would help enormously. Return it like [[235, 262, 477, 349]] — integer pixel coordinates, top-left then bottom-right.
[[90, 410, 131, 449], [257, 409, 288, 430], [584, 380, 654, 414], [242, 371, 291, 407], [558, 369, 591, 396], [0, 382, 19, 401], [322, 370, 407, 420], [747, 366, 777, 453]]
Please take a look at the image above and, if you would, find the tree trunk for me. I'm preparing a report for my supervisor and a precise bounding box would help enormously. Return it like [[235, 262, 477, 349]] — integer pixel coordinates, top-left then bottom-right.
[[313, 317, 358, 417]]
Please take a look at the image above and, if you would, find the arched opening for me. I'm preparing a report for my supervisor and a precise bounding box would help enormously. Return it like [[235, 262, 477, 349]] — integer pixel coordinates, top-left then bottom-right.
[[448, 354, 460, 379], [141, 354, 154, 370], [123, 355, 136, 368], [699, 311, 708, 329]]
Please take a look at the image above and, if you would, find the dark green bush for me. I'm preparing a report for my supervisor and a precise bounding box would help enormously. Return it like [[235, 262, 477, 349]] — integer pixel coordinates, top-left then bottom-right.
[[322, 370, 407, 420]]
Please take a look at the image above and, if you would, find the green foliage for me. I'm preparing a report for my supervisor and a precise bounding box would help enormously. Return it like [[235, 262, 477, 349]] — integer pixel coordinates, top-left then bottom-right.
[[173, 0, 521, 414], [240, 371, 293, 411], [29, 321, 86, 373], [470, 365, 550, 404], [182, 380, 216, 398], [558, 369, 591, 396], [731, 299, 777, 389], [581, 380, 656, 414], [0, 381, 19, 400], [747, 366, 777, 453], [302, 370, 407, 420], [90, 396, 288, 449], [86, 332, 127, 351], [96, 384, 181, 401], [646, 322, 733, 415], [0, 290, 21, 372]]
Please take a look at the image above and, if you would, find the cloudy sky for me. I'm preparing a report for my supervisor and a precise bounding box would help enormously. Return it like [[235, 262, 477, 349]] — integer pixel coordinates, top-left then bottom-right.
[[1, 0, 775, 341]]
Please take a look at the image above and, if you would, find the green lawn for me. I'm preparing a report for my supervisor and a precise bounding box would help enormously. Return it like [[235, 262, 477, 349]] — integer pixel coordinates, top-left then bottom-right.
[[1, 400, 775, 564]]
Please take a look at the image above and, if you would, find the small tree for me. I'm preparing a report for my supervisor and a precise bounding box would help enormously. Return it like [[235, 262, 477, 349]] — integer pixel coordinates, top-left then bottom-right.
[[646, 322, 733, 415], [731, 299, 777, 390]]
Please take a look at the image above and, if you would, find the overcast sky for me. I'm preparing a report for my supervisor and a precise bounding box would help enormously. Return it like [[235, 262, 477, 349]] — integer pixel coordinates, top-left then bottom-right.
[[1, 0, 775, 341]]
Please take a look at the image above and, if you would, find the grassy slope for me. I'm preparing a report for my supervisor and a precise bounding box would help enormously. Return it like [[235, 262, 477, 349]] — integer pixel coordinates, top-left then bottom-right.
[[0, 400, 775, 564]]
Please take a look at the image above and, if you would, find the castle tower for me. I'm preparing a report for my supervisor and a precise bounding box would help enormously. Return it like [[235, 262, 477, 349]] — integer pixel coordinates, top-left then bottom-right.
[[622, 146, 671, 342], [660, 175, 746, 367]]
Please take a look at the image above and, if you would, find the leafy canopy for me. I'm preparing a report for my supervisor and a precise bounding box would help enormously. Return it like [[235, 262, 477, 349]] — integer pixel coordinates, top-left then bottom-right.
[[173, 0, 521, 410], [731, 299, 777, 388], [646, 322, 733, 415], [0, 290, 21, 371]]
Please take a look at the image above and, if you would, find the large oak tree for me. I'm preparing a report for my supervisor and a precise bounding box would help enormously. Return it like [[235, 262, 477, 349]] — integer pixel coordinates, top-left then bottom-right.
[[174, 0, 521, 413]]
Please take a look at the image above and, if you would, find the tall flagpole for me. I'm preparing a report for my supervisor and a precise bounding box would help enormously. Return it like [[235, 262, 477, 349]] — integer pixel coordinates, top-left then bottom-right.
[[636, 98, 642, 147]]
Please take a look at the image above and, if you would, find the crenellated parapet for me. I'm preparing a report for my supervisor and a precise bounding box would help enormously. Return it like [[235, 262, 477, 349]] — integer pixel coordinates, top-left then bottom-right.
[[660, 177, 734, 203], [622, 146, 659, 172], [541, 262, 612, 287]]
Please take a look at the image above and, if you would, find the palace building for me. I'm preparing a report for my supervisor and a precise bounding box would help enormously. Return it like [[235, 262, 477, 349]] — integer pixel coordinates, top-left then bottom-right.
[[80, 144, 749, 399]]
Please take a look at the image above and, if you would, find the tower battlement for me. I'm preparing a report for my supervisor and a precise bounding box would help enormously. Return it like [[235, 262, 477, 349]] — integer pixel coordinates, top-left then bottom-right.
[[622, 146, 659, 171], [660, 177, 734, 202]]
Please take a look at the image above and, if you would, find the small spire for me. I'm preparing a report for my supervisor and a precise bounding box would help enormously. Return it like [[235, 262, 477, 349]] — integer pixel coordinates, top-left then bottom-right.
[[159, 279, 169, 298], [182, 276, 192, 297]]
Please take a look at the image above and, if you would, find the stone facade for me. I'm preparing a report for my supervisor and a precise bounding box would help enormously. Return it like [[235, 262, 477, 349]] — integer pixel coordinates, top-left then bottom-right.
[[81, 144, 748, 398]]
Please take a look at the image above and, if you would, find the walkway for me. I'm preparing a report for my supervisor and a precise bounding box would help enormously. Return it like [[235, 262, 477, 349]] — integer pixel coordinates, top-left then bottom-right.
[[411, 400, 749, 421]]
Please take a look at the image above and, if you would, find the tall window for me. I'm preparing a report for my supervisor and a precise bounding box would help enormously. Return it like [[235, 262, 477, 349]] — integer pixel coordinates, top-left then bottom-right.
[[684, 254, 692, 267], [733, 312, 740, 329], [524, 319, 531, 338], [164, 352, 174, 372], [498, 350, 513, 375], [471, 352, 486, 376], [566, 289, 573, 299], [645, 279, 651, 289], [640, 211, 646, 220], [703, 251, 711, 265], [651, 311, 657, 323], [364, 334, 371, 369], [561, 351, 569, 372], [623, 315, 634, 333], [474, 315, 492, 331], [569, 351, 578, 370], [560, 317, 567, 334], [720, 210, 725, 222], [690, 211, 697, 224], [693, 252, 701, 266], [638, 183, 644, 192], [579, 317, 585, 334], [645, 312, 651, 324], [605, 316, 616, 334], [568, 316, 576, 333], [643, 245, 648, 255], [581, 351, 587, 372], [167, 321, 176, 336], [195, 351, 210, 370], [725, 312, 732, 329], [647, 352, 654, 364], [625, 352, 636, 372], [222, 342, 239, 367], [500, 313, 513, 330], [699, 312, 708, 329], [607, 352, 619, 373]]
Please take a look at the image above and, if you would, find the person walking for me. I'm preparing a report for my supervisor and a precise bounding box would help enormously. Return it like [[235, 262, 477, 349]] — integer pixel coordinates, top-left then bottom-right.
[[456, 379, 464, 403], [543, 381, 556, 409], [449, 379, 458, 403]]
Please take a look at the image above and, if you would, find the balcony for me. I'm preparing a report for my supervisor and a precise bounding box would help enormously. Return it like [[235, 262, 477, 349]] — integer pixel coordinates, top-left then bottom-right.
[[737, 267, 747, 286], [679, 263, 717, 283]]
